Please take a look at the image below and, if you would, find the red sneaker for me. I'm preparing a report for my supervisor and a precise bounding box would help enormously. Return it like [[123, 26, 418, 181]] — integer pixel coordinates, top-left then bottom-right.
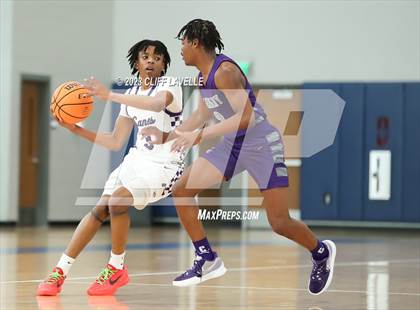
[[37, 267, 66, 296], [87, 264, 129, 296]]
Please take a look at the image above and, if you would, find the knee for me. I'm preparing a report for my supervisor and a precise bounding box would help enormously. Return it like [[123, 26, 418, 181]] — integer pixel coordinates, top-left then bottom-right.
[[268, 215, 292, 236], [171, 181, 201, 198], [171, 182, 189, 198], [108, 196, 130, 217], [108, 203, 130, 217], [90, 204, 109, 223]]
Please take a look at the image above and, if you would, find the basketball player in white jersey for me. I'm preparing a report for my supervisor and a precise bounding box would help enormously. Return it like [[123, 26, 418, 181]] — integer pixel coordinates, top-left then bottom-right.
[[38, 40, 184, 296]]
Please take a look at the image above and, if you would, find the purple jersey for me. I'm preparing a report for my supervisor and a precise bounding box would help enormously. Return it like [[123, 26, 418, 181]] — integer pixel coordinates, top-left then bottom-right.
[[199, 54, 289, 190], [199, 54, 267, 140]]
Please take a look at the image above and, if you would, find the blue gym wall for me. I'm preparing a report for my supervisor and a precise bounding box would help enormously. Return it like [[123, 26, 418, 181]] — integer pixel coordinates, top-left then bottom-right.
[[301, 82, 420, 223]]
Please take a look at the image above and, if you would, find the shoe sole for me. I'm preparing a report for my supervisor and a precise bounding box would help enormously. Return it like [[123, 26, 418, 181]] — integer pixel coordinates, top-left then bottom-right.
[[37, 285, 62, 296], [308, 240, 336, 296], [173, 262, 227, 287]]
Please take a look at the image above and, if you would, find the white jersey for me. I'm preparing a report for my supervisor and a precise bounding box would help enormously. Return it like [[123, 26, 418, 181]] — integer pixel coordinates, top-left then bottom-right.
[[119, 77, 183, 164]]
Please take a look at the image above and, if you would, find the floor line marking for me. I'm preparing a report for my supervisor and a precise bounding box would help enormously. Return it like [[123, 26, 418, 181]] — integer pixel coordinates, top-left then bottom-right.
[[1, 258, 419, 285], [46, 281, 420, 297], [117, 282, 420, 297]]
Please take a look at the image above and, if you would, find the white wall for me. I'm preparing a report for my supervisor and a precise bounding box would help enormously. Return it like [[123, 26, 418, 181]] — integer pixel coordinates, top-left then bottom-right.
[[7, 0, 115, 221], [113, 1, 420, 83], [0, 0, 15, 221], [1, 0, 419, 222]]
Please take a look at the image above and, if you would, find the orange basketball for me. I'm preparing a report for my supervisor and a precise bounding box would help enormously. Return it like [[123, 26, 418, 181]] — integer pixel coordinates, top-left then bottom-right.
[[50, 81, 93, 124]]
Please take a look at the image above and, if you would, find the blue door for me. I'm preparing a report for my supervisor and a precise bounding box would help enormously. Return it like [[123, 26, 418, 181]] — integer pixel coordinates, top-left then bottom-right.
[[363, 84, 404, 221]]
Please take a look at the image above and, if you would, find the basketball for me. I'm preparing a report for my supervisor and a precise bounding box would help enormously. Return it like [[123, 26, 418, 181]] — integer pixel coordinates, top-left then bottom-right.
[[50, 81, 93, 124]]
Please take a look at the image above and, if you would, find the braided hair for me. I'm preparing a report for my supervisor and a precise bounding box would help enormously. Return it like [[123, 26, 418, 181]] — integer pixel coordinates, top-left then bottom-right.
[[176, 19, 224, 53]]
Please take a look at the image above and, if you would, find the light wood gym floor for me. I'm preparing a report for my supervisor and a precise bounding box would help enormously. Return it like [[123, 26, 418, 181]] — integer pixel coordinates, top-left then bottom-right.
[[0, 226, 419, 310]]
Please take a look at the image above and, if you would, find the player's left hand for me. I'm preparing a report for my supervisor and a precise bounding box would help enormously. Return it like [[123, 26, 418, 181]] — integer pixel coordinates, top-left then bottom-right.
[[84, 76, 110, 101], [171, 130, 202, 152]]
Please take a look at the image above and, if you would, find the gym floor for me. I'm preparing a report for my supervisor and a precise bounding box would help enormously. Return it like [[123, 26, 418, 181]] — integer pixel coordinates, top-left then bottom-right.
[[0, 226, 419, 310]]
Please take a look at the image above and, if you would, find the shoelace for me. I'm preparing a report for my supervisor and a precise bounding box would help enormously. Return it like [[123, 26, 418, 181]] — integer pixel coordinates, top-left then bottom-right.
[[311, 259, 328, 281], [183, 255, 205, 277], [46, 271, 63, 284], [95, 267, 116, 285]]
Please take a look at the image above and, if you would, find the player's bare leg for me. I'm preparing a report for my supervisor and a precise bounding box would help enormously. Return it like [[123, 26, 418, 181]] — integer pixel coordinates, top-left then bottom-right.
[[108, 187, 133, 255], [262, 187, 336, 295], [87, 187, 133, 296], [65, 196, 110, 258], [37, 196, 110, 296], [263, 187, 317, 250], [171, 158, 227, 286]]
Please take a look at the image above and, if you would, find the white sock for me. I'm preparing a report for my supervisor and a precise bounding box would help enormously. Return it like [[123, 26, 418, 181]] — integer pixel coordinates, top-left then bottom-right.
[[56, 253, 75, 276], [108, 251, 125, 270]]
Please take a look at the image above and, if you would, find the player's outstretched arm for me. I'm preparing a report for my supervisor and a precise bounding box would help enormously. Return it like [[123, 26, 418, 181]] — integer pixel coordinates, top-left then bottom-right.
[[141, 97, 211, 145], [174, 97, 212, 133], [60, 116, 133, 151], [108, 90, 173, 112], [85, 77, 173, 112]]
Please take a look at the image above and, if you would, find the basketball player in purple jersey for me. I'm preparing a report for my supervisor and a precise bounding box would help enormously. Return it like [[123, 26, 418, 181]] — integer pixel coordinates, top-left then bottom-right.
[[142, 19, 336, 295]]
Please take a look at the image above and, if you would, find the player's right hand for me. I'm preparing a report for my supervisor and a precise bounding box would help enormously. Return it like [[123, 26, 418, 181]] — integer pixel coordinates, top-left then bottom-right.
[[54, 116, 76, 132], [141, 126, 165, 144]]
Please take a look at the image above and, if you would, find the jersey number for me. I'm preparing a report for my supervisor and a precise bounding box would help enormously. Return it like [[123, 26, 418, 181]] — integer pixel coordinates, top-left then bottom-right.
[[213, 111, 225, 122], [144, 136, 154, 150]]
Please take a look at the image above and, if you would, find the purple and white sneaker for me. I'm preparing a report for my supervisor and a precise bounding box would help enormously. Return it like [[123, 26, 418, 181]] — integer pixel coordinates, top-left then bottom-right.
[[173, 253, 227, 287], [308, 240, 336, 295]]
